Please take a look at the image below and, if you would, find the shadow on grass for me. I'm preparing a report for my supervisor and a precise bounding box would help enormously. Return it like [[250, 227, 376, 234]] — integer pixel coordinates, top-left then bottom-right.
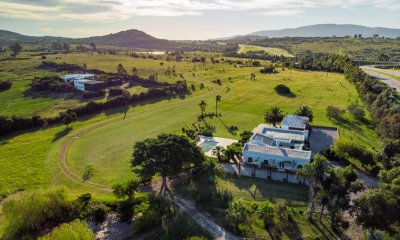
[[52, 126, 72, 142], [217, 117, 237, 136], [276, 92, 297, 98]]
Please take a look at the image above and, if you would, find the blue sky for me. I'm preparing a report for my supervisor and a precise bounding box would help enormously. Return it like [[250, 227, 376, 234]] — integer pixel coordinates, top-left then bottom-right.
[[0, 0, 399, 40]]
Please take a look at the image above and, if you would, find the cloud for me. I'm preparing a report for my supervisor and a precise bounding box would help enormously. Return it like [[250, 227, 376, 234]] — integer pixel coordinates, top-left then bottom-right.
[[262, 9, 304, 17], [0, 0, 398, 21]]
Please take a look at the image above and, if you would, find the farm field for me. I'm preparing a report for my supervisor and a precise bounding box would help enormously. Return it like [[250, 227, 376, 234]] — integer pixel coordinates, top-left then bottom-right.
[[0, 52, 380, 202], [237, 44, 294, 57]]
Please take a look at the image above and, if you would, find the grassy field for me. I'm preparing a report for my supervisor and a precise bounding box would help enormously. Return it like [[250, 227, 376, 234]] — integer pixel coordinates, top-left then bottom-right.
[[237, 44, 294, 57], [0, 52, 380, 198], [174, 173, 337, 239], [252, 37, 400, 61]]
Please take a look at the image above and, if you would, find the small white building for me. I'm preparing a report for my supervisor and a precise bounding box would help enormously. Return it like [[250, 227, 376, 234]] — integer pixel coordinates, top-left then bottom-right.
[[242, 115, 311, 170], [73, 79, 91, 91], [61, 74, 96, 83]]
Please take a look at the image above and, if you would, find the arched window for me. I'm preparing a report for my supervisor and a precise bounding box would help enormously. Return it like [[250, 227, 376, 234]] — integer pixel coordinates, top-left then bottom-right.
[[262, 160, 269, 167], [247, 157, 253, 163], [297, 165, 303, 169]]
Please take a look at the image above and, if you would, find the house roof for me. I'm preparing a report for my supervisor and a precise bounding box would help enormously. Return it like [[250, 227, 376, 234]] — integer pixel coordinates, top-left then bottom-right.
[[62, 74, 96, 80], [244, 143, 311, 160], [252, 124, 306, 142], [281, 115, 309, 130], [84, 80, 104, 85]]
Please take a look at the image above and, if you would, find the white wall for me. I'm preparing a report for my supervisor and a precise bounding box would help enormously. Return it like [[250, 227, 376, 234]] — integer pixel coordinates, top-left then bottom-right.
[[74, 80, 86, 91], [242, 150, 309, 170]]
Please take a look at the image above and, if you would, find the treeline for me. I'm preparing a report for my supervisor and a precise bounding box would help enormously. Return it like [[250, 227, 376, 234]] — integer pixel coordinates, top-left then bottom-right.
[[0, 81, 188, 136], [282, 51, 352, 72], [285, 52, 400, 169]]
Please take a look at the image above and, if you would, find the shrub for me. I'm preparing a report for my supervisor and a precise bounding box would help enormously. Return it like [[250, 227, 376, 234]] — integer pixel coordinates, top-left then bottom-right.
[[82, 165, 94, 181], [108, 88, 124, 97], [82, 90, 105, 99], [38, 220, 95, 240], [260, 66, 276, 74], [274, 84, 291, 95], [2, 188, 71, 239], [348, 103, 365, 121], [326, 105, 342, 120], [0, 80, 12, 91]]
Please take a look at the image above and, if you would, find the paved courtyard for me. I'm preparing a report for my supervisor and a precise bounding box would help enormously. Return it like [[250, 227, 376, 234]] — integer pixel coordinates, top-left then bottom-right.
[[309, 126, 339, 154]]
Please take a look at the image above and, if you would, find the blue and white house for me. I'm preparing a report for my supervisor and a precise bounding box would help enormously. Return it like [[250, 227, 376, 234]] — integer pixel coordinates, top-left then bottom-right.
[[243, 115, 311, 170], [61, 74, 96, 83]]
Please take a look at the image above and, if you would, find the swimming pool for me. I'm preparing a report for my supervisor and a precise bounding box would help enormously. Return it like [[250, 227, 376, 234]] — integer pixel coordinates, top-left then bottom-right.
[[199, 140, 218, 152]]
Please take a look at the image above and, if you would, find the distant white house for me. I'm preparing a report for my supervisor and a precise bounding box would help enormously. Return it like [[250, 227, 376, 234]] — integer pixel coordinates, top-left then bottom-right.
[[61, 74, 96, 83], [242, 115, 311, 170]]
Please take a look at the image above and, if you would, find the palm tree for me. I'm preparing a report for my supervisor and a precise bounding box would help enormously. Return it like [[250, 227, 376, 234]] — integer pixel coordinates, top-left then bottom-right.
[[264, 106, 284, 126], [202, 157, 224, 183], [199, 100, 207, 116], [294, 104, 314, 122], [215, 95, 221, 115], [212, 146, 225, 161]]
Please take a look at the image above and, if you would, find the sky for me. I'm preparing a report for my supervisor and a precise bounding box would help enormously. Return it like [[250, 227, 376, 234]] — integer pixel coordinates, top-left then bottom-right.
[[0, 0, 399, 40]]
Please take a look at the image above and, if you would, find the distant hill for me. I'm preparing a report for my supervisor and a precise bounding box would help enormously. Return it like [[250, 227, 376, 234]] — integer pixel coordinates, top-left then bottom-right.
[[81, 29, 175, 49], [248, 24, 400, 38], [0, 30, 67, 43], [0, 29, 176, 49]]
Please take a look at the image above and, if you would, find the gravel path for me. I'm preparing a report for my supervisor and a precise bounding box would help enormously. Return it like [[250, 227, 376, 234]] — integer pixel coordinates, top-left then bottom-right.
[[173, 196, 242, 240]]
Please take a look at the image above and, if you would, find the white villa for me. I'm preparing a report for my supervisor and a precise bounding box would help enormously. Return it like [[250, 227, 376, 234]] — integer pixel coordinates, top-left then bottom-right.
[[242, 115, 311, 170]]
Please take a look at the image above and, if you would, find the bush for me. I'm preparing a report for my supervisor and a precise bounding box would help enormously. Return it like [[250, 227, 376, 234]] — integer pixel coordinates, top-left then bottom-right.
[[132, 194, 163, 234], [348, 103, 365, 121], [326, 105, 342, 120], [31, 76, 74, 92], [2, 188, 71, 239], [38, 220, 95, 240], [0, 80, 12, 91], [260, 66, 276, 74], [108, 88, 125, 97], [82, 90, 105, 99], [274, 84, 291, 95]]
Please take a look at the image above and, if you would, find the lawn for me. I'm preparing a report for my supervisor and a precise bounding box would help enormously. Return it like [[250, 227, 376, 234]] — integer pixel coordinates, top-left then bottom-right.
[[237, 44, 294, 57], [173, 173, 337, 239], [0, 52, 380, 198]]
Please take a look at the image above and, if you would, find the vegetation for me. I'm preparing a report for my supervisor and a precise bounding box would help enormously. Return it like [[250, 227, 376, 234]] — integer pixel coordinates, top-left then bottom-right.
[[132, 134, 205, 196], [264, 106, 284, 126], [38, 220, 95, 240]]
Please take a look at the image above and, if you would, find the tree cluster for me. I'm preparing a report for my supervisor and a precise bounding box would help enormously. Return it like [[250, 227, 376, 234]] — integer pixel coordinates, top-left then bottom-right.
[[0, 80, 12, 92]]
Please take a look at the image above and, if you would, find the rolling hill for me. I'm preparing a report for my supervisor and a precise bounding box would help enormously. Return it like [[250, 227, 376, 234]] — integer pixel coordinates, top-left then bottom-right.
[[249, 24, 400, 38]]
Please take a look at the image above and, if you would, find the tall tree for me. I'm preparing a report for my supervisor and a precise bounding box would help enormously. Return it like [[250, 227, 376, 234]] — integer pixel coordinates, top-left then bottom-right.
[[215, 95, 221, 115], [117, 63, 128, 76], [9, 43, 22, 57], [131, 134, 204, 196], [297, 154, 328, 220], [294, 104, 314, 123], [199, 100, 207, 116], [323, 166, 364, 228], [264, 106, 284, 127]]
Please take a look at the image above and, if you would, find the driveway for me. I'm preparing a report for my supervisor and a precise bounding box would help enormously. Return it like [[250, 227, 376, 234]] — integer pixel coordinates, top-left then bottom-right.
[[309, 127, 338, 154], [360, 66, 400, 92]]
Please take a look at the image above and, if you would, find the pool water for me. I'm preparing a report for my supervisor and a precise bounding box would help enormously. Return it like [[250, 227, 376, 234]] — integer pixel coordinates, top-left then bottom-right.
[[199, 140, 218, 152]]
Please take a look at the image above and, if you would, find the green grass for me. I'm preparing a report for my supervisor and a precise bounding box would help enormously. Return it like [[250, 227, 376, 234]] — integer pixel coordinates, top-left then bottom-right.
[[0, 52, 380, 197], [238, 44, 294, 57]]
